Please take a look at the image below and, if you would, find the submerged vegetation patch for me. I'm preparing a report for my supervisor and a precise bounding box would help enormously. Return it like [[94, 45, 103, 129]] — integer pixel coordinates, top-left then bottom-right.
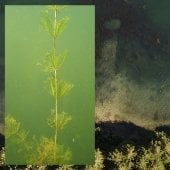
[[109, 131, 170, 170], [1, 127, 170, 169]]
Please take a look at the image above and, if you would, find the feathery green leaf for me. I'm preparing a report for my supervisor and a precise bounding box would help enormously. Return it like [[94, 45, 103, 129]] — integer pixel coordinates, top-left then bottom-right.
[[58, 80, 74, 97], [41, 12, 53, 36], [53, 17, 69, 38], [48, 111, 72, 131]]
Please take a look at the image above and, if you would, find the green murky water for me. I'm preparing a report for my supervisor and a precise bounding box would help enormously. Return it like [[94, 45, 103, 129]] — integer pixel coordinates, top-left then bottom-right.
[[5, 5, 95, 165]]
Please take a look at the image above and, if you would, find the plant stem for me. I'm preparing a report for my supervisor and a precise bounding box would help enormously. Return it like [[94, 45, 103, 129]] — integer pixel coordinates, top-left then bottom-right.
[[53, 9, 58, 161], [54, 69, 58, 161]]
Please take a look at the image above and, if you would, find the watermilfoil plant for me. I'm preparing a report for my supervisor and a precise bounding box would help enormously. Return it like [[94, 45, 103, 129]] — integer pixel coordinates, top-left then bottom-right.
[[5, 5, 73, 165], [39, 5, 74, 163]]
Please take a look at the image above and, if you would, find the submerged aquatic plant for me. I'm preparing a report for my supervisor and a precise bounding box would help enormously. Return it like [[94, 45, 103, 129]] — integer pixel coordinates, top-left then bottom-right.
[[39, 5, 73, 163], [86, 149, 105, 170], [28, 137, 71, 165], [5, 5, 73, 165], [5, 114, 20, 139], [0, 147, 5, 166], [109, 132, 170, 169]]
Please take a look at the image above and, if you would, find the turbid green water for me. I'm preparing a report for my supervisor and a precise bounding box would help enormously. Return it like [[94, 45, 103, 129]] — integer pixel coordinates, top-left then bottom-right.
[[5, 5, 95, 165]]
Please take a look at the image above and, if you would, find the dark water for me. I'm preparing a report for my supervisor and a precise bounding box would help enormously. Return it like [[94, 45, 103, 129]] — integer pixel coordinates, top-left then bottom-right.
[[0, 63, 4, 131], [0, 3, 4, 134]]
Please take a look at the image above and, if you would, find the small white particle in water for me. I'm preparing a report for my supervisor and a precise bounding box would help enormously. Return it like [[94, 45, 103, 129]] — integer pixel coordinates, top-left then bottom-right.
[[72, 138, 75, 143]]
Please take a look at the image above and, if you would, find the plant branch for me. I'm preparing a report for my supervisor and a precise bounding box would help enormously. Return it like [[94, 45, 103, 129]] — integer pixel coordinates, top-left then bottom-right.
[[53, 8, 58, 161]]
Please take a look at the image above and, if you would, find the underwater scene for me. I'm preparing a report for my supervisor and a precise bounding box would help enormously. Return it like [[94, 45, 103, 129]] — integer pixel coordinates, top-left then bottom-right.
[[0, 0, 170, 169], [5, 5, 95, 165]]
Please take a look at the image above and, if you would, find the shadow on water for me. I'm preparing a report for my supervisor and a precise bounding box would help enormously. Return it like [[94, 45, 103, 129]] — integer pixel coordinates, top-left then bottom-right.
[[96, 121, 156, 153], [96, 121, 170, 152], [0, 64, 4, 133], [156, 125, 170, 135], [0, 134, 4, 149], [0, 64, 4, 147]]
